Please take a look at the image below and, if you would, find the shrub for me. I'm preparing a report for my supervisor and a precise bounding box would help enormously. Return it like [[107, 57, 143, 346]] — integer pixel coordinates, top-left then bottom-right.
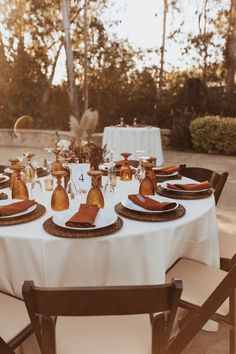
[[190, 115, 236, 154]]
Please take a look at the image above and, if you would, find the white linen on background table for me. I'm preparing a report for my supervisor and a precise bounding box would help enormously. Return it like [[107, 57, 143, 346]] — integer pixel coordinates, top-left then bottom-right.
[[0, 176, 219, 299], [102, 126, 164, 165]]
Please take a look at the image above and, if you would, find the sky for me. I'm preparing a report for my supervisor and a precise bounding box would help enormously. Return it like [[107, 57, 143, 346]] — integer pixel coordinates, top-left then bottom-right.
[[54, 0, 224, 84]]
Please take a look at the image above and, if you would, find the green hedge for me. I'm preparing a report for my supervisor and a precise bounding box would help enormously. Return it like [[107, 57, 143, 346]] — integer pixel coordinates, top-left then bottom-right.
[[189, 115, 236, 154]]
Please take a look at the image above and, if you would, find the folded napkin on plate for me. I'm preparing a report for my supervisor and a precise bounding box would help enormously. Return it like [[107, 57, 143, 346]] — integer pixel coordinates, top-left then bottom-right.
[[65, 204, 99, 228], [0, 200, 37, 217], [128, 194, 177, 211], [154, 165, 179, 175], [167, 180, 211, 191]]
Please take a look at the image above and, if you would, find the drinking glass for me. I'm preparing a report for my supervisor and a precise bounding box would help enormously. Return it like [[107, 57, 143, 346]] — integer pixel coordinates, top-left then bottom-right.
[[120, 153, 132, 181], [51, 171, 69, 211], [12, 165, 29, 200], [139, 163, 155, 195], [135, 150, 145, 182], [86, 171, 104, 208]]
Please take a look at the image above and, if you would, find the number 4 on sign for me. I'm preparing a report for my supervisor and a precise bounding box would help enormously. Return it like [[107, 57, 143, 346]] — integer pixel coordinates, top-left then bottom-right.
[[70, 163, 90, 192], [78, 174, 84, 183]]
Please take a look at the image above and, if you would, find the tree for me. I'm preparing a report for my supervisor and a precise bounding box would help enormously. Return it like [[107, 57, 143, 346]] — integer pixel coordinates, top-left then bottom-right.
[[225, 0, 236, 95], [60, 0, 80, 118]]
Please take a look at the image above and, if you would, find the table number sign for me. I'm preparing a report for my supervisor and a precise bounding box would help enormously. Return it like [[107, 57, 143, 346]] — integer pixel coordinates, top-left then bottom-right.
[[69, 163, 90, 193]]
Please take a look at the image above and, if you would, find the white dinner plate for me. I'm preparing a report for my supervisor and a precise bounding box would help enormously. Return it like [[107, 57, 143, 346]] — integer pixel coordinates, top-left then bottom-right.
[[0, 174, 9, 183], [153, 168, 178, 178], [3, 168, 13, 174], [52, 208, 118, 231], [160, 181, 209, 193], [121, 196, 178, 214], [0, 199, 37, 219]]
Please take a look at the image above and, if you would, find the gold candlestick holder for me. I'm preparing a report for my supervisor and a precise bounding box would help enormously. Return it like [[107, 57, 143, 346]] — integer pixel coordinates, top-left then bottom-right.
[[86, 170, 104, 208], [51, 171, 69, 211]]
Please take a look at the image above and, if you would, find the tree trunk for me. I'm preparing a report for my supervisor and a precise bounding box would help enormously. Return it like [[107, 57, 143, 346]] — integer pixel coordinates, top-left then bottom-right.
[[83, 0, 89, 111], [157, 0, 168, 100], [60, 0, 80, 118], [42, 42, 63, 107], [226, 0, 236, 95]]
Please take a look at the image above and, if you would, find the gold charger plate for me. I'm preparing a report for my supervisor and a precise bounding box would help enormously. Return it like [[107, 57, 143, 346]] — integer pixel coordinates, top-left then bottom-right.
[[0, 204, 46, 226], [0, 180, 10, 189], [156, 185, 213, 200], [43, 216, 123, 238], [115, 202, 186, 222]]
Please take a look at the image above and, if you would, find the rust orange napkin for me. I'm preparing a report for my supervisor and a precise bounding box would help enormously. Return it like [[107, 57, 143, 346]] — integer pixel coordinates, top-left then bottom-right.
[[65, 204, 99, 228], [167, 181, 211, 191], [153, 165, 179, 175], [0, 200, 37, 217], [128, 194, 177, 211]]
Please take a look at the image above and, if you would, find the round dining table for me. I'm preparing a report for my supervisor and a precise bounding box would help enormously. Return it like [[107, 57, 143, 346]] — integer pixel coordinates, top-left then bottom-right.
[[102, 126, 164, 165], [0, 176, 219, 300]]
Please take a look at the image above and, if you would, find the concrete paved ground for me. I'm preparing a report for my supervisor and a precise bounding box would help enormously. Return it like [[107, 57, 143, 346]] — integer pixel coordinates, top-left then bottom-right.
[[0, 145, 235, 353]]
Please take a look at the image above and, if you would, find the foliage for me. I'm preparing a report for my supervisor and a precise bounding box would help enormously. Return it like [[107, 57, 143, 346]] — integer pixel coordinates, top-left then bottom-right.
[[190, 115, 236, 154]]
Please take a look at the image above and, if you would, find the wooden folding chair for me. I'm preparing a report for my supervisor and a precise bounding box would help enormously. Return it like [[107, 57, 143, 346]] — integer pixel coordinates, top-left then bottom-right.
[[165, 256, 236, 354], [22, 280, 182, 354], [0, 291, 33, 354], [179, 163, 228, 205], [219, 234, 236, 271]]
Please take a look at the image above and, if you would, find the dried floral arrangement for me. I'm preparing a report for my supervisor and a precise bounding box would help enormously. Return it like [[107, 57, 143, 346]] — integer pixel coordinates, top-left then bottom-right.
[[56, 137, 108, 169]]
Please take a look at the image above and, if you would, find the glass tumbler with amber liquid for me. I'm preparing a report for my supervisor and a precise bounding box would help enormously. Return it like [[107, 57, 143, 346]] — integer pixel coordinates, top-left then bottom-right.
[[86, 171, 104, 208], [120, 153, 132, 181], [12, 165, 29, 200], [139, 163, 155, 196], [51, 171, 69, 211]]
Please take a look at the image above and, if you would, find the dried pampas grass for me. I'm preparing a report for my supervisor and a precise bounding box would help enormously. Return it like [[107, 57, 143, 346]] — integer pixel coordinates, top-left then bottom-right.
[[69, 109, 99, 140]]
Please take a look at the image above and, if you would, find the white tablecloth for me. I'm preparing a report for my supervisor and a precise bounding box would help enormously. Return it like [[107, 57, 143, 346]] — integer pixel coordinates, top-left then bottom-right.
[[0, 177, 219, 300], [102, 126, 164, 165]]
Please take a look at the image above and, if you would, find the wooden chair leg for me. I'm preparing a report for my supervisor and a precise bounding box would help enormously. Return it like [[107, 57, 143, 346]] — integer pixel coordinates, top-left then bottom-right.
[[230, 290, 236, 354], [152, 313, 165, 354]]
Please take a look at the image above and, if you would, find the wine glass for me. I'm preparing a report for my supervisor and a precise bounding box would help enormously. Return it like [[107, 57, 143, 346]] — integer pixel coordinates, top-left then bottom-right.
[[135, 150, 145, 182]]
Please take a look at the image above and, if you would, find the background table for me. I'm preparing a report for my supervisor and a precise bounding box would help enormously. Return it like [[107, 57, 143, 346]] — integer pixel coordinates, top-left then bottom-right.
[[102, 126, 164, 165], [0, 177, 219, 299]]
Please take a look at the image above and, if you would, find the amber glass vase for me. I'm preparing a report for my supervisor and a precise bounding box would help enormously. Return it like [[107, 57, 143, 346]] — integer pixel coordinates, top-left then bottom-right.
[[139, 163, 155, 195], [51, 171, 69, 211], [120, 153, 132, 181], [12, 165, 29, 200], [86, 171, 104, 208]]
